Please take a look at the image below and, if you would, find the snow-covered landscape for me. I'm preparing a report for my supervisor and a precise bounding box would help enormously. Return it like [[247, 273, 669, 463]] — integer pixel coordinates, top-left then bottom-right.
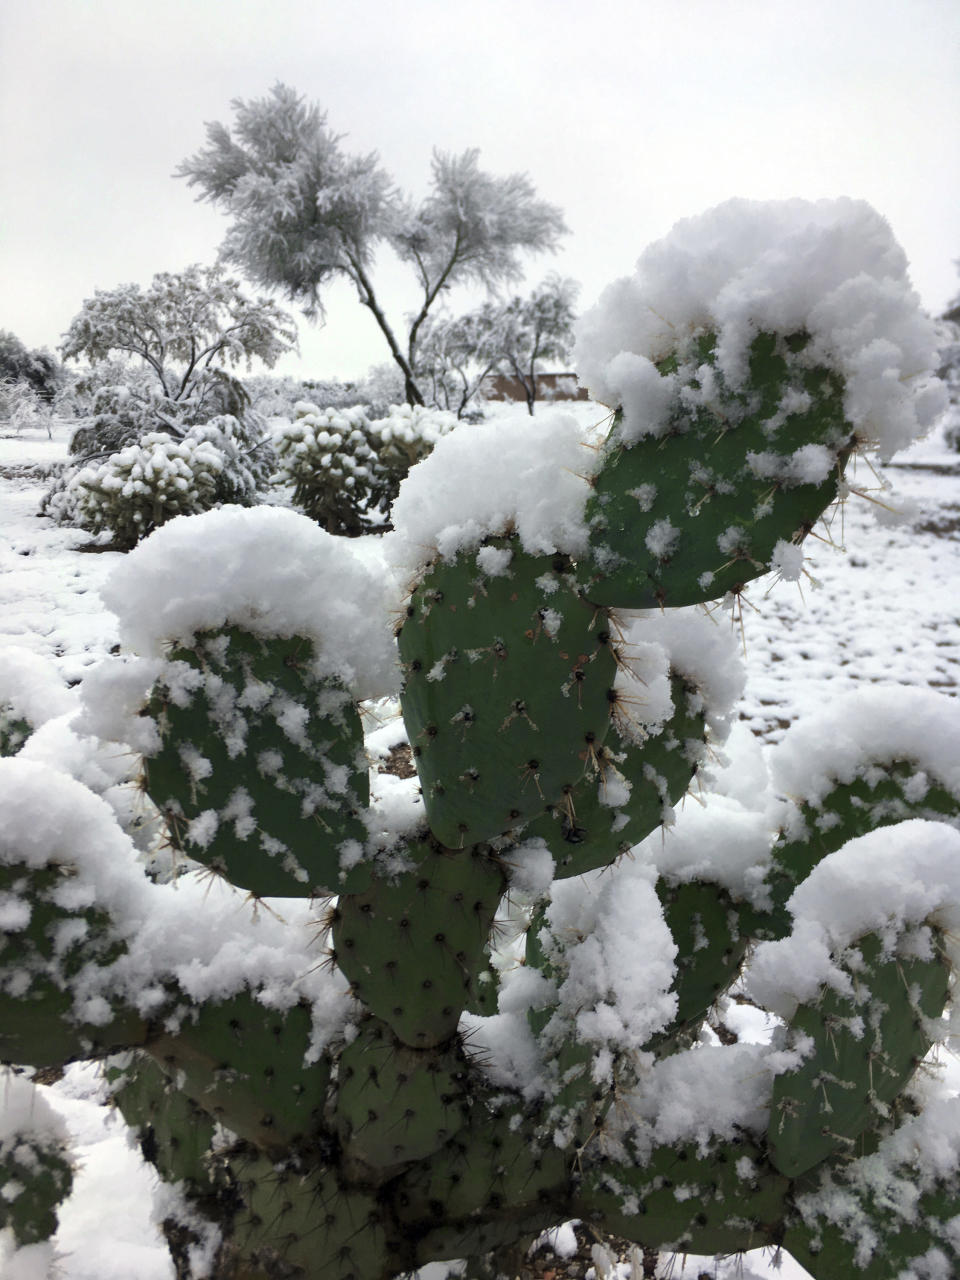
[[1, 390, 958, 1279]]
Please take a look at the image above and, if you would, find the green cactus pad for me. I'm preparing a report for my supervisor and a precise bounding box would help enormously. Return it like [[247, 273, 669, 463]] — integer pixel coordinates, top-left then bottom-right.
[[332, 839, 506, 1048], [397, 539, 618, 847], [584, 331, 851, 609], [655, 880, 750, 1048], [768, 931, 950, 1179], [144, 627, 371, 899], [0, 863, 146, 1066], [0, 1100, 73, 1247], [336, 1017, 470, 1171], [525, 673, 706, 878], [228, 1154, 390, 1280], [764, 763, 960, 938], [576, 1138, 789, 1256], [787, 1137, 960, 1280], [392, 1106, 570, 1245], [145, 995, 329, 1154], [109, 1051, 218, 1189]]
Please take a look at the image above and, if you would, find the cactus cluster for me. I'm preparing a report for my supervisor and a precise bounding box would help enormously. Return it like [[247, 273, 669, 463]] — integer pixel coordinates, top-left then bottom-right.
[[272, 401, 457, 537], [2, 198, 958, 1280]]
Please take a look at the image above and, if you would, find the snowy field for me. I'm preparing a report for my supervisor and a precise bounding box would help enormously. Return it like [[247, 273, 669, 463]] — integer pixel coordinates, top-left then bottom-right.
[[1, 403, 959, 1280]]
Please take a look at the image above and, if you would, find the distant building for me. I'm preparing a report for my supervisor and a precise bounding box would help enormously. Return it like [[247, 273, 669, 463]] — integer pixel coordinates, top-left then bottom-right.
[[482, 371, 590, 402]]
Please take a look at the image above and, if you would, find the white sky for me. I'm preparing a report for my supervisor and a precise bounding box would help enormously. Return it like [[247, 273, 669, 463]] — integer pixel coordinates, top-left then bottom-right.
[[2, 0, 958, 382]]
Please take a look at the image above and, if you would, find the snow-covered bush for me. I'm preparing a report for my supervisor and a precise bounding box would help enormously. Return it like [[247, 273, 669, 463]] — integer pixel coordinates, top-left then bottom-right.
[[43, 265, 291, 531], [3, 198, 958, 1280], [273, 401, 458, 535], [0, 379, 54, 437], [272, 403, 383, 535], [63, 416, 262, 548]]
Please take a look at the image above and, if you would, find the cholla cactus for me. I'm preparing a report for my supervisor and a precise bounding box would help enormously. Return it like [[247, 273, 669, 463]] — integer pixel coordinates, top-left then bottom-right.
[[273, 401, 457, 536], [2, 199, 958, 1280], [65, 415, 261, 548]]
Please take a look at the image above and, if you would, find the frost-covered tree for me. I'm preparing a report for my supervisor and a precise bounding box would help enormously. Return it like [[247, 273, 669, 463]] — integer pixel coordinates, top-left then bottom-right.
[[416, 277, 578, 418], [3, 198, 957, 1280], [0, 329, 62, 403], [46, 266, 297, 543], [60, 263, 297, 435], [414, 307, 502, 417], [492, 273, 579, 414], [177, 84, 567, 406]]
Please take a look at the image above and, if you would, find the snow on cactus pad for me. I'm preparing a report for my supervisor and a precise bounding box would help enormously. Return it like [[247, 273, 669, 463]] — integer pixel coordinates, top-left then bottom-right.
[[100, 504, 399, 700], [573, 198, 946, 607], [575, 197, 945, 461]]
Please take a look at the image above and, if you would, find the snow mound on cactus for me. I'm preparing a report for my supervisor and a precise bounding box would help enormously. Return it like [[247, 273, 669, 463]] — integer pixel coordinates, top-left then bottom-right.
[[748, 819, 960, 1019], [0, 757, 353, 1042], [0, 648, 77, 749], [575, 197, 946, 459], [100, 505, 399, 699], [386, 407, 597, 572], [770, 685, 960, 806]]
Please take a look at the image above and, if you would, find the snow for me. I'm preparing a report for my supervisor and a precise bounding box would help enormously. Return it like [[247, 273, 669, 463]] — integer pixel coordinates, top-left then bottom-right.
[[386, 406, 601, 572], [101, 504, 399, 700]]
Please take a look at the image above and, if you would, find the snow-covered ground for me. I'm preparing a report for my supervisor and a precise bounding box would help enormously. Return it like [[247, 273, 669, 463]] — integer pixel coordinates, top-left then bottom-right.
[[1, 404, 958, 1280]]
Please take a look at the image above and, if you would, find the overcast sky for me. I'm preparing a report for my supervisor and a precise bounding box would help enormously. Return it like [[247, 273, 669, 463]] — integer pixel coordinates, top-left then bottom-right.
[[2, 0, 958, 382]]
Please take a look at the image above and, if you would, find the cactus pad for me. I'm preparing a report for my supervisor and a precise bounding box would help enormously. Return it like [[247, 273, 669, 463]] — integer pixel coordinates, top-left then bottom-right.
[[332, 839, 506, 1047], [768, 930, 950, 1178], [145, 995, 328, 1153], [144, 627, 370, 898], [584, 332, 851, 608], [525, 672, 706, 878], [109, 1051, 218, 1189], [336, 1017, 470, 1171], [397, 539, 618, 846], [0, 862, 145, 1066]]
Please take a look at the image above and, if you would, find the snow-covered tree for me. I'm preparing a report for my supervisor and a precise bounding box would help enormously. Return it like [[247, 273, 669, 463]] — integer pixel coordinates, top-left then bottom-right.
[[177, 84, 567, 406], [414, 306, 502, 417], [47, 266, 297, 543], [415, 277, 578, 418], [0, 329, 62, 403], [60, 263, 297, 435]]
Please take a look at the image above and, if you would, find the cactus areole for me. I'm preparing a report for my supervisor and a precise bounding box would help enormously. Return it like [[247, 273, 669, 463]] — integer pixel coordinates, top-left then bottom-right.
[[2, 198, 959, 1280]]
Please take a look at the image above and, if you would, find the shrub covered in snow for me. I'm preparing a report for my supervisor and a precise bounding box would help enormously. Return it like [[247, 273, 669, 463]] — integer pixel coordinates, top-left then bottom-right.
[[62, 416, 262, 548], [272, 401, 458, 535], [3, 198, 958, 1280]]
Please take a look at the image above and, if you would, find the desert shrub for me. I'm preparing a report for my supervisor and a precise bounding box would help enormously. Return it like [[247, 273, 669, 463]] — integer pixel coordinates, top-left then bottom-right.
[[64, 416, 261, 548], [272, 401, 458, 535], [0, 378, 54, 436]]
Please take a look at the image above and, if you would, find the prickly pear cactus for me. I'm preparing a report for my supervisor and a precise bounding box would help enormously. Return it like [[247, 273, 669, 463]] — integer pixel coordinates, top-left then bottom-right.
[[2, 198, 957, 1280]]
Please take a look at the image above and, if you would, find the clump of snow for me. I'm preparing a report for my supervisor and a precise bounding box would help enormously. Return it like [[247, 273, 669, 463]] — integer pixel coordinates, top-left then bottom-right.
[[615, 1042, 786, 1160], [100, 505, 400, 700], [748, 820, 960, 1019], [0, 647, 77, 735], [617, 607, 746, 744], [637, 794, 776, 906], [386, 409, 596, 572], [770, 686, 960, 807], [575, 198, 946, 460], [0, 1069, 70, 1151], [769, 539, 806, 583], [536, 865, 678, 1062]]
